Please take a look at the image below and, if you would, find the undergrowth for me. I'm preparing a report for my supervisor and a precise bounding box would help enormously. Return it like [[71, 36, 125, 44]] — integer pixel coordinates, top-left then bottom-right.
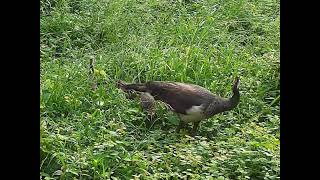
[[40, 0, 280, 179]]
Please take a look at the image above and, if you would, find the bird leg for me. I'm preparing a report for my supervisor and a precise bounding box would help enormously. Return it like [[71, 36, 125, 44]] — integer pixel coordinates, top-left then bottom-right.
[[145, 112, 157, 129], [176, 120, 186, 133], [190, 121, 200, 137]]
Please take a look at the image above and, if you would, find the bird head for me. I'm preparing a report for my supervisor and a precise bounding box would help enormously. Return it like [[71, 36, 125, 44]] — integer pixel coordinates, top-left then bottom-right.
[[232, 77, 240, 93], [116, 80, 126, 89]]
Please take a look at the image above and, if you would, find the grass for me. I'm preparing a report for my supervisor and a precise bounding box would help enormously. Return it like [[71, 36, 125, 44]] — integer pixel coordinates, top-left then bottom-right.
[[40, 0, 280, 179]]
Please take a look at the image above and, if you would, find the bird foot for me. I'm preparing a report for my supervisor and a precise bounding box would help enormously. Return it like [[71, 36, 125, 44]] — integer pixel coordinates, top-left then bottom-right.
[[190, 131, 197, 137]]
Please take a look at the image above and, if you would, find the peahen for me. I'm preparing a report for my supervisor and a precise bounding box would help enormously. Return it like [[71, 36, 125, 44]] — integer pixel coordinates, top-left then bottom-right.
[[117, 77, 240, 136]]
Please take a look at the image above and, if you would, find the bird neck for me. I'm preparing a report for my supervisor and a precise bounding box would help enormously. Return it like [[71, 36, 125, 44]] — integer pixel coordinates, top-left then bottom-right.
[[226, 89, 240, 111], [204, 90, 240, 118]]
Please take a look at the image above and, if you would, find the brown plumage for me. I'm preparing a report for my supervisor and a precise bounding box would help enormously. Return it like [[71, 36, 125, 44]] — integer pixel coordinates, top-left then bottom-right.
[[117, 77, 240, 136], [140, 92, 156, 127], [117, 81, 156, 127]]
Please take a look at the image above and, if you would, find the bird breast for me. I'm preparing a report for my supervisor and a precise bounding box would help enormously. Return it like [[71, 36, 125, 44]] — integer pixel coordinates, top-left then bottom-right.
[[179, 104, 206, 123]]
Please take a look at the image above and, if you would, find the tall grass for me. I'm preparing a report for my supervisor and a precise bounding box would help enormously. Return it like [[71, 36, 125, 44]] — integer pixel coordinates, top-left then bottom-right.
[[41, 0, 280, 179]]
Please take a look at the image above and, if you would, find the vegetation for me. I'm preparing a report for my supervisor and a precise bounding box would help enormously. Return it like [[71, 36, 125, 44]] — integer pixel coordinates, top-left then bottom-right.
[[40, 0, 280, 179]]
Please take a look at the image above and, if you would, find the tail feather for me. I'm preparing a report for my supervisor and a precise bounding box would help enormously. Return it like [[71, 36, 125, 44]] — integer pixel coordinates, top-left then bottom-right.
[[116, 81, 148, 92]]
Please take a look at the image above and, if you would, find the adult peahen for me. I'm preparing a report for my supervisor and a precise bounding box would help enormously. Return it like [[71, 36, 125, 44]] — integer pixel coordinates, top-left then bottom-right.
[[117, 77, 240, 136]]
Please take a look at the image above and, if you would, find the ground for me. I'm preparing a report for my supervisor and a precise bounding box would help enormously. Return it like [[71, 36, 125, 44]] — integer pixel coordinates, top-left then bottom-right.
[[40, 0, 280, 179]]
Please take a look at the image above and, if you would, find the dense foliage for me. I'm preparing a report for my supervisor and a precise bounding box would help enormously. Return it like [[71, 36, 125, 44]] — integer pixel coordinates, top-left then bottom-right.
[[40, 0, 280, 179]]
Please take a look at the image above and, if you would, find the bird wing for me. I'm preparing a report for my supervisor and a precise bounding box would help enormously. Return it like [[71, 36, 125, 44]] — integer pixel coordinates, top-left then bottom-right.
[[146, 81, 214, 114]]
